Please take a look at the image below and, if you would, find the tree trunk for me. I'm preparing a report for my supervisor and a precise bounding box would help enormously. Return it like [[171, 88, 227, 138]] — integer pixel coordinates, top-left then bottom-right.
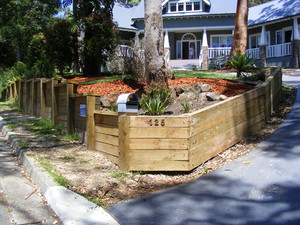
[[232, 0, 249, 55], [72, 0, 81, 74], [144, 0, 168, 87]]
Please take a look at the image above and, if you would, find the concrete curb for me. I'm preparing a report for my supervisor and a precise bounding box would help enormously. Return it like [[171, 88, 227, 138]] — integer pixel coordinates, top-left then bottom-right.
[[0, 116, 120, 225]]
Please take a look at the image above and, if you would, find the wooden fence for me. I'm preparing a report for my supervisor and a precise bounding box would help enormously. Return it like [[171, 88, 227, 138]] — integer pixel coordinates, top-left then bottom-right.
[[0, 68, 282, 171]]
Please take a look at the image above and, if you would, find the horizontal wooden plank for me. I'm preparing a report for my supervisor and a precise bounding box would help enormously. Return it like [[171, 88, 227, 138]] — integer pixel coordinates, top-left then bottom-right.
[[100, 152, 119, 165], [129, 116, 190, 128], [95, 124, 119, 136], [95, 142, 119, 156], [189, 115, 264, 170], [130, 127, 190, 139], [129, 160, 189, 171], [130, 138, 188, 150], [190, 112, 265, 148], [190, 97, 265, 136], [190, 91, 265, 126], [129, 149, 189, 161], [95, 133, 119, 146], [95, 114, 119, 126]]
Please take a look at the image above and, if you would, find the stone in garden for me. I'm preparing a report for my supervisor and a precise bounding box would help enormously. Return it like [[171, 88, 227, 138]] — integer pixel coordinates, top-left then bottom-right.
[[220, 95, 228, 100], [194, 83, 202, 93], [178, 92, 197, 102], [180, 84, 194, 93], [198, 93, 207, 103], [206, 92, 220, 101], [201, 84, 212, 92], [169, 86, 177, 99]]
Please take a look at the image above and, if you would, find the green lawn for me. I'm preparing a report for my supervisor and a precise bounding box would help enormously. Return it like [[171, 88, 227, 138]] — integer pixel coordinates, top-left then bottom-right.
[[174, 70, 236, 79]]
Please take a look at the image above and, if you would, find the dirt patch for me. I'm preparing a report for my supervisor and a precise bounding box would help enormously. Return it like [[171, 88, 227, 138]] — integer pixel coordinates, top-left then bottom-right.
[[0, 85, 296, 207]]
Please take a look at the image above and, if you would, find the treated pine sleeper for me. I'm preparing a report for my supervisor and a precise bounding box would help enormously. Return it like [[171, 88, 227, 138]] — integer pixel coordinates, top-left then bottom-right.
[[129, 138, 188, 150], [129, 149, 189, 161], [95, 142, 119, 156]]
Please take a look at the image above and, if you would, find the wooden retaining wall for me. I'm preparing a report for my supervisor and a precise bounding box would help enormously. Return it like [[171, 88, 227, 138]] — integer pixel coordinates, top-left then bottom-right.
[[0, 68, 283, 171], [90, 68, 282, 171]]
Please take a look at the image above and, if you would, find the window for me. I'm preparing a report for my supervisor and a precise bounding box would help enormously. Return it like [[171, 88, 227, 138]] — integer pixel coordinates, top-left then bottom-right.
[[276, 29, 292, 44], [170, 3, 176, 12], [211, 35, 233, 48], [186, 2, 192, 11], [194, 2, 201, 11], [249, 32, 270, 48], [178, 2, 184, 11], [168, 1, 204, 13]]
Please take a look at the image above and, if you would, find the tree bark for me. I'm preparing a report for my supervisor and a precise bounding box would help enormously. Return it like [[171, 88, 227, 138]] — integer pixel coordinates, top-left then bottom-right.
[[72, 0, 81, 74], [144, 0, 168, 87], [232, 0, 249, 55]]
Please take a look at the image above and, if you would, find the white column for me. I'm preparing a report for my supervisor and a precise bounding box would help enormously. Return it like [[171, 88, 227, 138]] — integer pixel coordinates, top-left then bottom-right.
[[202, 28, 208, 47], [164, 30, 170, 48], [259, 25, 267, 46], [292, 17, 300, 40], [164, 30, 170, 63]]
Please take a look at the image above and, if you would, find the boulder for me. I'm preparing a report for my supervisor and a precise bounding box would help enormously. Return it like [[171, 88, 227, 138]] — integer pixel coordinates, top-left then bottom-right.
[[206, 92, 221, 101], [201, 84, 212, 92]]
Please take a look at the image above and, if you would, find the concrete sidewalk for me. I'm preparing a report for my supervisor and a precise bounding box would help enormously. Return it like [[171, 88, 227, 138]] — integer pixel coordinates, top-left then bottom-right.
[[108, 74, 300, 225]]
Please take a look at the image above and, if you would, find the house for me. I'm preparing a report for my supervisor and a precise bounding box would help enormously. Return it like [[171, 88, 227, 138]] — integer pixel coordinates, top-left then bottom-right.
[[113, 0, 300, 69]]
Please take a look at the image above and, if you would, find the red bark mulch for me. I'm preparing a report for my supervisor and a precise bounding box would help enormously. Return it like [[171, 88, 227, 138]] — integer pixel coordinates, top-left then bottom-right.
[[68, 77, 254, 97]]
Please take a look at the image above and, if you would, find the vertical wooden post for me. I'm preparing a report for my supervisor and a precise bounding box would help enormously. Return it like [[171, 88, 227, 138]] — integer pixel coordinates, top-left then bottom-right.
[[119, 114, 130, 170], [9, 84, 13, 100], [40, 79, 47, 119], [66, 83, 74, 134], [52, 79, 59, 126], [31, 79, 35, 115], [24, 81, 28, 112], [86, 95, 95, 150], [18, 80, 23, 109], [13, 81, 18, 99]]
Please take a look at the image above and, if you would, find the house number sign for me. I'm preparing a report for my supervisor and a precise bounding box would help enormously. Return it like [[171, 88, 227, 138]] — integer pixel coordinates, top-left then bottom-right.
[[148, 119, 165, 127]]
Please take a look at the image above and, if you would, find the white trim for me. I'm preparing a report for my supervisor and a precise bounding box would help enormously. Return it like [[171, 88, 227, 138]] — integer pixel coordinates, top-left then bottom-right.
[[293, 17, 300, 40], [276, 27, 292, 44], [167, 0, 208, 13]]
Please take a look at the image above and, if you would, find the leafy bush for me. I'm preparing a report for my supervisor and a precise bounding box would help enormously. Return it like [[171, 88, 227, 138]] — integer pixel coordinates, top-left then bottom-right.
[[140, 82, 172, 115], [225, 53, 256, 77]]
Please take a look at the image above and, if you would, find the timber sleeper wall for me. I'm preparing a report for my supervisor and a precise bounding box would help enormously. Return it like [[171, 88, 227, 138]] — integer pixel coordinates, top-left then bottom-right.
[[92, 68, 282, 171]]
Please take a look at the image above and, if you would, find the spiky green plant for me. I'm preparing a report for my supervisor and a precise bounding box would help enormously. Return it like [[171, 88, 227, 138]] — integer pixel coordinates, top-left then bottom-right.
[[225, 53, 256, 77]]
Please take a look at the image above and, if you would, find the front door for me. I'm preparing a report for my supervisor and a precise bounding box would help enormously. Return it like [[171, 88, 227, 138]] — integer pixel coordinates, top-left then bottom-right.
[[180, 41, 197, 59]]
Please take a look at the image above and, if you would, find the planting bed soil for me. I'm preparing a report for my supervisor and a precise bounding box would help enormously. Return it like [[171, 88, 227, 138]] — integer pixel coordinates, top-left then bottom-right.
[[71, 77, 254, 97], [69, 77, 255, 115]]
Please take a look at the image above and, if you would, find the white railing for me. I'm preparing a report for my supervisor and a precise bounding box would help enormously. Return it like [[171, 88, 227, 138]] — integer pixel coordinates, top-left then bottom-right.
[[116, 45, 133, 57], [208, 47, 231, 59], [266, 42, 291, 58], [246, 48, 260, 59]]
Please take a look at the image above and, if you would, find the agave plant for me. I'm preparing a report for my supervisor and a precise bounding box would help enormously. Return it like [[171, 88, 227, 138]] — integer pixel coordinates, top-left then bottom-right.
[[225, 53, 256, 77]]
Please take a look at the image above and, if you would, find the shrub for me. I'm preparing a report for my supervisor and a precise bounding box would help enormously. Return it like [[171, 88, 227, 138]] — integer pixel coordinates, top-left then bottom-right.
[[140, 82, 172, 115], [225, 53, 256, 77]]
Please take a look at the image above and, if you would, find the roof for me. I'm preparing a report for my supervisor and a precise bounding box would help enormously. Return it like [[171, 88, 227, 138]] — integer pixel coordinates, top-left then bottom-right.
[[113, 2, 139, 30], [249, 0, 300, 26], [131, 0, 237, 19]]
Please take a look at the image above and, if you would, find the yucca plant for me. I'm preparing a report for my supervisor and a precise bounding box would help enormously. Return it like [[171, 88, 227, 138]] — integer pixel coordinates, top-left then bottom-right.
[[140, 82, 173, 115], [225, 53, 256, 77]]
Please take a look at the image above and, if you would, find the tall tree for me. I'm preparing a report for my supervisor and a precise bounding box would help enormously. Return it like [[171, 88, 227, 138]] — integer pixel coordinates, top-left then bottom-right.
[[78, 0, 118, 76], [62, 0, 81, 73], [231, 0, 249, 55], [0, 0, 60, 64], [144, 0, 168, 87]]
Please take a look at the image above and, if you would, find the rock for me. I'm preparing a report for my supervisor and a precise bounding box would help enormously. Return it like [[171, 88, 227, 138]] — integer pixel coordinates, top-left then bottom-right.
[[100, 96, 111, 107], [169, 86, 177, 99], [220, 95, 228, 100], [206, 92, 221, 101], [201, 84, 212, 92], [194, 83, 202, 93], [178, 92, 197, 101], [198, 93, 207, 102], [180, 84, 194, 93]]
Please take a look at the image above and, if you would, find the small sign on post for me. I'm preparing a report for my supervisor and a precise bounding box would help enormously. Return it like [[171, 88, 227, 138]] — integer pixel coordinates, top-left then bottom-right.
[[80, 104, 86, 117]]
